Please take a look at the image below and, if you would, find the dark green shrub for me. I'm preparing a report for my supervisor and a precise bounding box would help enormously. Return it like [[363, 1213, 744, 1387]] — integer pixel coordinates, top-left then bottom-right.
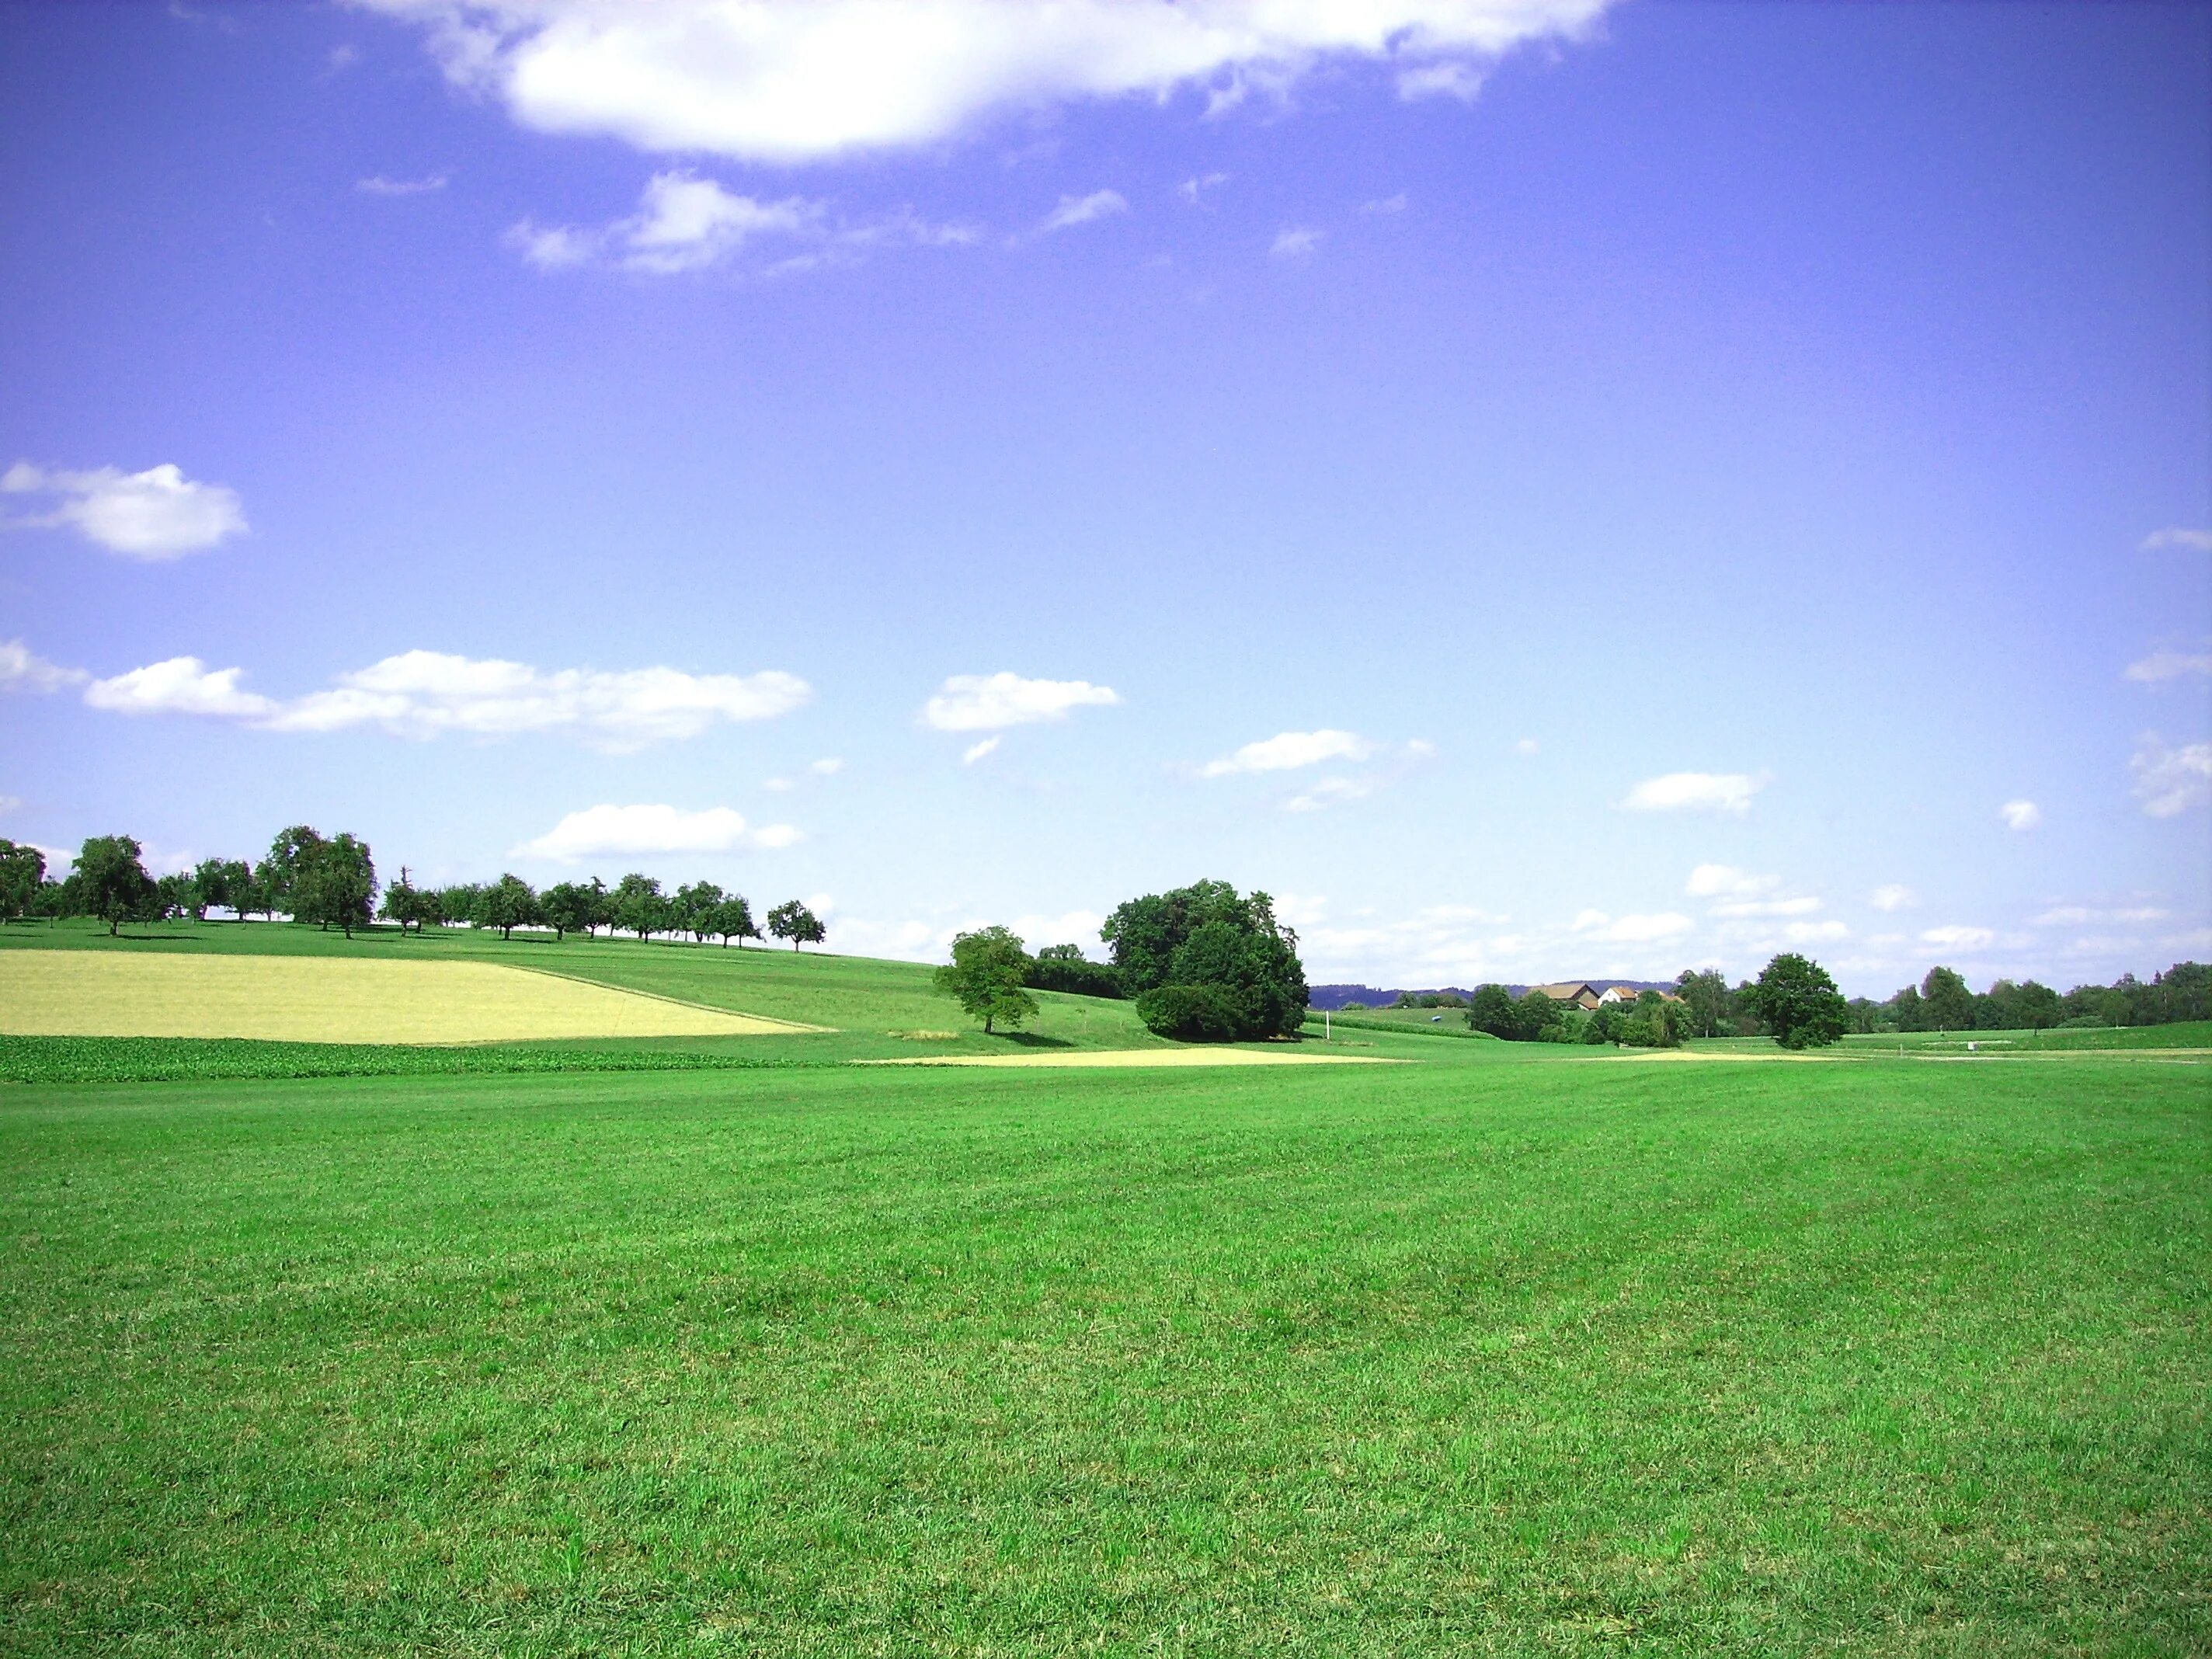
[[1136, 983, 1246, 1042]]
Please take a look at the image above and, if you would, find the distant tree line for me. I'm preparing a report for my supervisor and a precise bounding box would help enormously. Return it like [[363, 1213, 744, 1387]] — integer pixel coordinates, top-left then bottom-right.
[[1463, 957, 2210, 1049], [0, 831, 827, 951]]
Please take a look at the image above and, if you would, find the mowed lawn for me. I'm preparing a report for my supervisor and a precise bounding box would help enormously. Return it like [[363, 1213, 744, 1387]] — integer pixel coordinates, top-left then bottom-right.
[[2, 1056, 2207, 1656]]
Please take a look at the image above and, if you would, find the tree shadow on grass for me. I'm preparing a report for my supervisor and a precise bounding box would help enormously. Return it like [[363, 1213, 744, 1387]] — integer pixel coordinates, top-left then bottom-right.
[[997, 1031, 1076, 1049]]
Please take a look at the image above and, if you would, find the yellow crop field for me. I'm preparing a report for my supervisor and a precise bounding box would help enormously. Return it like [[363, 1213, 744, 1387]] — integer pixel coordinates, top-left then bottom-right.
[[0, 954, 817, 1045]]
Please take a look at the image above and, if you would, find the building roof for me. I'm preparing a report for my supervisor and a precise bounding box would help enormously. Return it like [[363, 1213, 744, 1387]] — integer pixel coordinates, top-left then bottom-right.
[[1534, 981, 1602, 1001]]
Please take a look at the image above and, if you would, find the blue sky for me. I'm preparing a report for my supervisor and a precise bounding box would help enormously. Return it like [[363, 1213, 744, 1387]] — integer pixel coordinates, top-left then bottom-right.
[[2, 0, 2207, 995]]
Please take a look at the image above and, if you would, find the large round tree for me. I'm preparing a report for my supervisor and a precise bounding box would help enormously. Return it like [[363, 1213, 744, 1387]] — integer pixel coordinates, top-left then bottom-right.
[[1746, 953, 1849, 1049], [1102, 878, 1308, 1042]]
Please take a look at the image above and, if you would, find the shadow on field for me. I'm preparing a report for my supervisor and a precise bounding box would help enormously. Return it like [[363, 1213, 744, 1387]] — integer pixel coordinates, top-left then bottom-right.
[[998, 1031, 1077, 1049]]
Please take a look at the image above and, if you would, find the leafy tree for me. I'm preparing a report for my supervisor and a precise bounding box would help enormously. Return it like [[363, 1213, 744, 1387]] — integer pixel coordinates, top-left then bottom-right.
[[705, 894, 756, 948], [193, 857, 251, 922], [293, 833, 377, 937], [541, 880, 600, 942], [1027, 944, 1122, 998], [674, 881, 725, 944], [1675, 969, 1731, 1038], [1746, 953, 1849, 1049], [474, 873, 541, 941], [260, 826, 326, 913], [611, 873, 666, 941], [1921, 965, 1974, 1033], [0, 840, 47, 922], [73, 834, 157, 936], [1135, 983, 1244, 1042], [767, 899, 825, 951], [934, 925, 1039, 1034], [1467, 983, 1518, 1037], [1582, 1003, 1626, 1047], [1101, 878, 1306, 1041], [378, 866, 429, 934], [1512, 989, 1565, 1042], [433, 883, 482, 930], [156, 871, 198, 920]]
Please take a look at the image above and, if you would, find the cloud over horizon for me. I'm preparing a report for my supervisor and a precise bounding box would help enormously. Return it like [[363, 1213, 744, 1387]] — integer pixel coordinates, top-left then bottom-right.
[[517, 802, 800, 861], [1622, 771, 1766, 815]]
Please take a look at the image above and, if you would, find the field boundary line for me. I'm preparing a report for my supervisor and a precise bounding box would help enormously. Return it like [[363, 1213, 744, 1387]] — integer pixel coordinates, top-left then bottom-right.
[[500, 962, 835, 1034]]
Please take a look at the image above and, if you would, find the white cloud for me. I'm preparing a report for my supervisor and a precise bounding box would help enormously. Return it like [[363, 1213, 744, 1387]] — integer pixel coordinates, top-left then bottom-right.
[[763, 777, 794, 791], [0, 639, 89, 694], [1573, 909, 1695, 943], [1921, 924, 1995, 951], [1782, 920, 1849, 943], [517, 803, 798, 861], [1360, 192, 1409, 214], [513, 171, 817, 273], [1685, 864, 1778, 900], [1712, 896, 1822, 919], [362, 0, 1609, 163], [1177, 172, 1229, 204], [2033, 904, 2167, 927], [923, 671, 1119, 732], [70, 647, 806, 749], [2124, 647, 2212, 683], [809, 756, 843, 774], [1285, 776, 1373, 812], [1870, 884, 1918, 912], [2142, 527, 2212, 552], [2131, 735, 2212, 818], [1397, 60, 1481, 100], [1203, 729, 1372, 777], [1039, 189, 1126, 233], [2, 461, 246, 559], [962, 736, 1002, 765], [1621, 770, 1765, 815], [1513, 736, 1539, 756], [1999, 799, 2042, 832], [1270, 225, 1320, 259], [357, 172, 449, 195], [0, 795, 19, 816], [83, 657, 279, 719]]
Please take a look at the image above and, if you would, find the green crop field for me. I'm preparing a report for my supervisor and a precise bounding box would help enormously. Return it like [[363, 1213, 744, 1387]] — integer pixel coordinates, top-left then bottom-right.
[[1, 924, 2207, 1655]]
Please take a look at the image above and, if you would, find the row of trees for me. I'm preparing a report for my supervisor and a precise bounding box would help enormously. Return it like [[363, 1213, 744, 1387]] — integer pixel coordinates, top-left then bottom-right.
[[934, 879, 1309, 1042], [0, 833, 829, 951], [1673, 962, 2210, 1038], [1473, 954, 1852, 1049]]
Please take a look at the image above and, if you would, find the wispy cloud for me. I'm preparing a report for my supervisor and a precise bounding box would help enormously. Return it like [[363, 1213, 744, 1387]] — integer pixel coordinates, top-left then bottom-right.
[[962, 736, 1002, 765], [1177, 172, 1229, 205], [1621, 770, 1766, 815], [0, 640, 89, 694], [923, 672, 1120, 732], [356, 172, 448, 196], [1921, 924, 1995, 951], [2125, 646, 2212, 683], [2, 461, 246, 559], [1270, 225, 1321, 259], [2142, 527, 2212, 552], [1870, 884, 1918, 913], [2000, 799, 2042, 832], [1360, 192, 1409, 214], [1202, 729, 1373, 777], [1039, 190, 1128, 234], [517, 803, 798, 861], [2131, 734, 2211, 818], [55, 645, 807, 750]]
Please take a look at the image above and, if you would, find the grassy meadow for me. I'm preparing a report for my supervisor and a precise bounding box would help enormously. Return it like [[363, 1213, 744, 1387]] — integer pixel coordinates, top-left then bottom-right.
[[1, 923, 2206, 1654]]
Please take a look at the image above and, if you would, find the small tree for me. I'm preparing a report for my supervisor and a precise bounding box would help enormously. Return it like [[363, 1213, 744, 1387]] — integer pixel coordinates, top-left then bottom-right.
[[767, 899, 825, 951], [1746, 953, 1849, 1049], [74, 835, 157, 936], [475, 873, 541, 941], [155, 871, 197, 920], [0, 840, 48, 923], [294, 833, 377, 938], [1675, 969, 1730, 1038], [673, 881, 724, 944], [194, 857, 252, 922], [1467, 983, 1518, 1037], [541, 880, 598, 942], [611, 873, 666, 941], [379, 866, 426, 934], [934, 925, 1038, 1034], [1920, 965, 1974, 1034], [708, 894, 756, 947]]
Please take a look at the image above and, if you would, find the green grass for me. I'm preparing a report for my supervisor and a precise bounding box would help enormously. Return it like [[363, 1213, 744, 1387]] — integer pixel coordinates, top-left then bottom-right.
[[2, 1054, 2205, 1655], [0, 1035, 838, 1085]]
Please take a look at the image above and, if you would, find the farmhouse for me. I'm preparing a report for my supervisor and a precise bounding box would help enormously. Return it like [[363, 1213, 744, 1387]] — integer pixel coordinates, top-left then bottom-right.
[[1533, 981, 1605, 1010]]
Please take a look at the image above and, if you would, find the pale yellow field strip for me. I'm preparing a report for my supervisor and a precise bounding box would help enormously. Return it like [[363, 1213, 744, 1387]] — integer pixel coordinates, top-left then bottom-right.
[[864, 1049, 1398, 1069], [0, 953, 813, 1045]]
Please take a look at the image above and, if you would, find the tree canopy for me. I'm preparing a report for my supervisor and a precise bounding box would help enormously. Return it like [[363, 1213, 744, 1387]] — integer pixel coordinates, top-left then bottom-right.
[[1103, 878, 1306, 1042], [767, 900, 824, 951], [73, 835, 157, 936], [1746, 953, 1849, 1049], [934, 925, 1039, 1034]]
